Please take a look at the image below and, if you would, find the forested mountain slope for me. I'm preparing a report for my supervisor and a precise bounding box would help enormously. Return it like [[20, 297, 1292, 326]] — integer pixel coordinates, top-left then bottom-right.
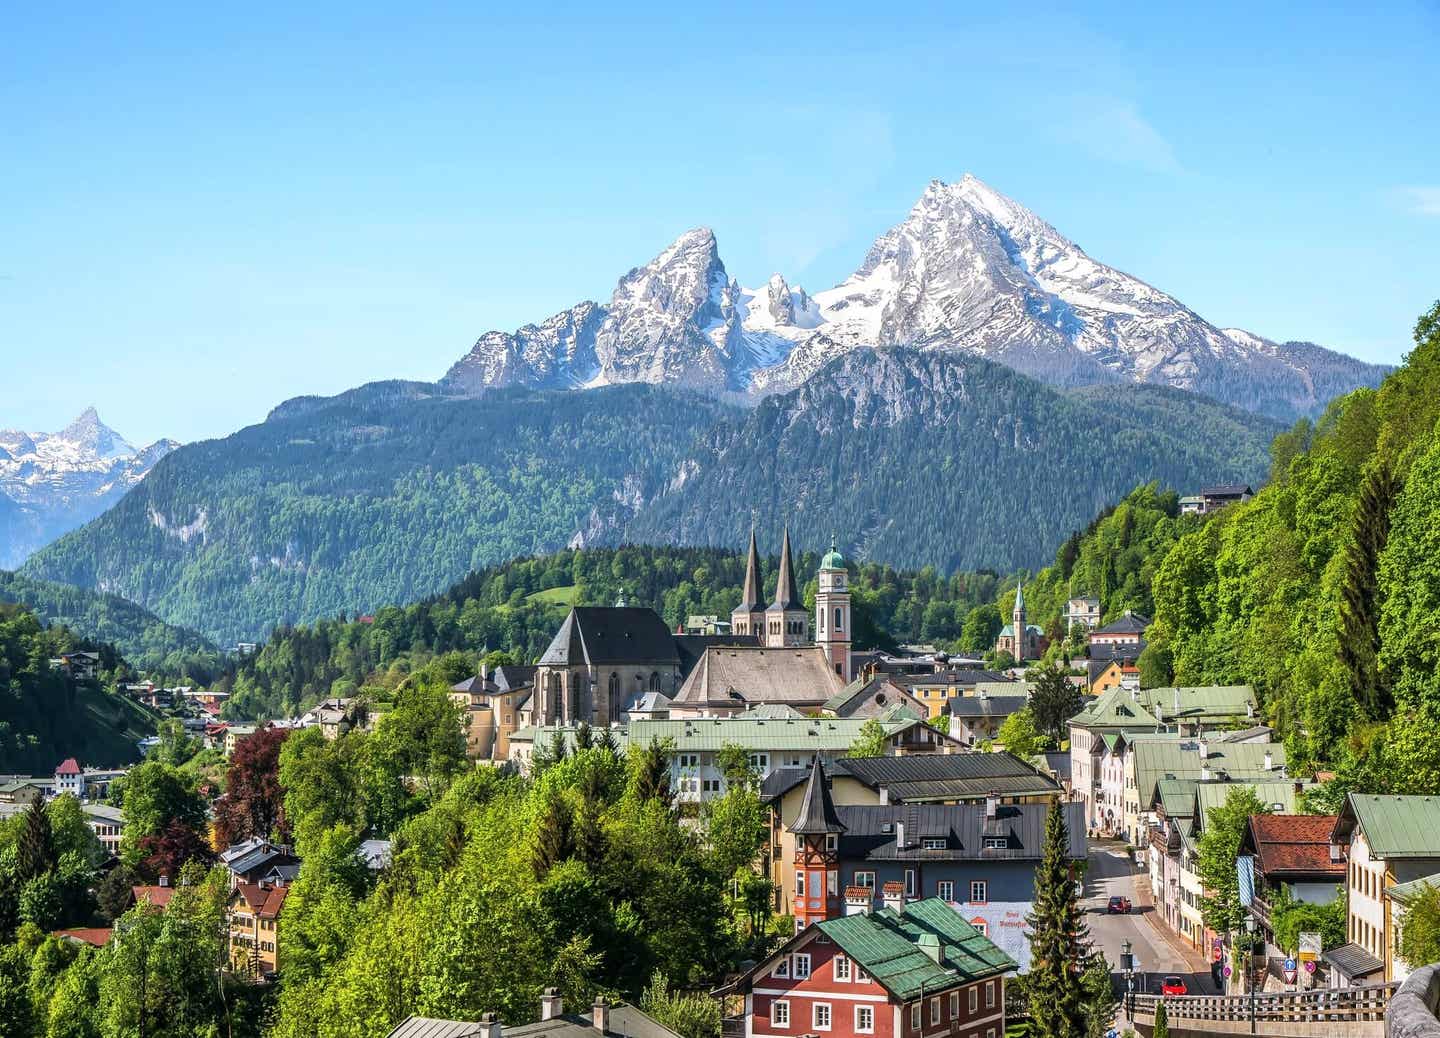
[[0, 603, 155, 772], [0, 570, 215, 670], [23, 352, 1277, 647], [22, 382, 737, 646], [624, 348, 1277, 571]]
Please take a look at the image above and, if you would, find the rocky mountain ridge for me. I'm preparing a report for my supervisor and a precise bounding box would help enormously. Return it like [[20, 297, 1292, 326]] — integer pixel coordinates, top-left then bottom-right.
[[0, 408, 178, 567], [443, 175, 1388, 420]]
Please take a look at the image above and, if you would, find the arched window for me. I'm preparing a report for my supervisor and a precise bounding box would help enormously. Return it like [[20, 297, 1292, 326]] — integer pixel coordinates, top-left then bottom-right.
[[834, 607, 843, 630], [608, 672, 619, 705], [650, 672, 660, 693]]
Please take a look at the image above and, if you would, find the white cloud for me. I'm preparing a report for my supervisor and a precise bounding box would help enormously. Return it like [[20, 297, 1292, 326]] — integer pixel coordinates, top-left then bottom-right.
[[1398, 186, 1440, 216], [1055, 99, 1182, 175]]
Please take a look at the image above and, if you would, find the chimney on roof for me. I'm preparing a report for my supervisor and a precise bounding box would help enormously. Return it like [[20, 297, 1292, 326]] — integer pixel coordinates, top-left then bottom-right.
[[541, 988, 563, 1021], [985, 792, 999, 819], [879, 786, 889, 806], [1173, 688, 1181, 712], [918, 932, 942, 964], [895, 820, 907, 849], [882, 881, 904, 912], [593, 996, 609, 1033], [158, 874, 169, 888], [845, 886, 873, 915], [1198, 738, 1208, 762], [1263, 750, 1273, 772], [481, 1013, 503, 1038]]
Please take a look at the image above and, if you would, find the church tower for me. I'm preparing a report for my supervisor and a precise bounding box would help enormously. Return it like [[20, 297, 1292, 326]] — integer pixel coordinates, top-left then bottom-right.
[[816, 536, 852, 681], [730, 528, 766, 638], [764, 527, 808, 647], [789, 753, 844, 929], [1012, 582, 1027, 662]]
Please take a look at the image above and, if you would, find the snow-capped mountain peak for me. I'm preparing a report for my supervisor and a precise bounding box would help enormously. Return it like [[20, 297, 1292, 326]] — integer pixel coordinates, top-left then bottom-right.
[[442, 175, 1388, 419], [0, 411, 178, 566]]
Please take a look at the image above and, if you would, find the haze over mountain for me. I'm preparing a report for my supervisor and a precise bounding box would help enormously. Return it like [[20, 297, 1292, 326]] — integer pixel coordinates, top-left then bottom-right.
[[444, 176, 1388, 420], [0, 407, 178, 567]]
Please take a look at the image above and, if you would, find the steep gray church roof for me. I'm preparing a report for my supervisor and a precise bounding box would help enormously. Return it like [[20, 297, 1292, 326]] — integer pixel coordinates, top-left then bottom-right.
[[537, 607, 681, 667]]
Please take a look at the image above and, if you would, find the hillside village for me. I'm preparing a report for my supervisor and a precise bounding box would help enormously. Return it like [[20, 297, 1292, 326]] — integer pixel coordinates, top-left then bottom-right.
[[10, 491, 1439, 1038]]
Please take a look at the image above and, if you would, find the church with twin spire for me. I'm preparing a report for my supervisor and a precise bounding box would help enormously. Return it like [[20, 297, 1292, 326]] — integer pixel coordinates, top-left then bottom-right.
[[729, 527, 851, 681]]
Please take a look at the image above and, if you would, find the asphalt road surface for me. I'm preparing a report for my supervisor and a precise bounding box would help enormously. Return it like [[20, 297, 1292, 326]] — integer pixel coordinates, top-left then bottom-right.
[[1082, 840, 1217, 999]]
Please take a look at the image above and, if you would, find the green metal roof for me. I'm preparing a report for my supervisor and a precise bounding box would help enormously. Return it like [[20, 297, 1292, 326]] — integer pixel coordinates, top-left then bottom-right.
[[1137, 685, 1257, 720], [1133, 739, 1286, 809], [1156, 779, 1200, 819], [517, 715, 928, 754], [1346, 795, 1440, 859], [1192, 782, 1308, 832], [1388, 871, 1440, 906], [815, 897, 1014, 997], [1069, 686, 1161, 730]]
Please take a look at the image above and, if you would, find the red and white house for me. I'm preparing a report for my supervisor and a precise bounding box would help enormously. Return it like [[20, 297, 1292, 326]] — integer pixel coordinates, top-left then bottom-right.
[[733, 897, 1013, 1038]]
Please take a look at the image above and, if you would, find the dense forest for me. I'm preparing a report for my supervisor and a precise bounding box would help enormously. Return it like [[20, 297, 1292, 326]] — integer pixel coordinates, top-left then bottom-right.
[[22, 349, 1276, 647], [1133, 302, 1440, 797], [0, 603, 155, 772], [0, 570, 216, 672], [629, 348, 1277, 572]]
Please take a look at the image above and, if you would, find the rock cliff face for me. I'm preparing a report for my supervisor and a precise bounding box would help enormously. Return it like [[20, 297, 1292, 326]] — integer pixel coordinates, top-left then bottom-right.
[[0, 408, 177, 566], [442, 175, 1388, 420]]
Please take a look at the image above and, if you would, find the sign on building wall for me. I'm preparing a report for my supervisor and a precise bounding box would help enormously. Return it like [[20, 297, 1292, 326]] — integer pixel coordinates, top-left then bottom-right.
[[1298, 932, 1322, 963], [958, 902, 1032, 972]]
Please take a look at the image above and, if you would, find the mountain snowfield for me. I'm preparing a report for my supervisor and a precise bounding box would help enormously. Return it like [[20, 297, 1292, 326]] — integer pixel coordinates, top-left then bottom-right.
[[444, 175, 1387, 419], [0, 408, 177, 567]]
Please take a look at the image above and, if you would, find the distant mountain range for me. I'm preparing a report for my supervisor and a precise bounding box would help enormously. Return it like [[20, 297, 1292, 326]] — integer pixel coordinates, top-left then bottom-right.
[[0, 408, 178, 567], [444, 176, 1388, 421], [21, 349, 1279, 645]]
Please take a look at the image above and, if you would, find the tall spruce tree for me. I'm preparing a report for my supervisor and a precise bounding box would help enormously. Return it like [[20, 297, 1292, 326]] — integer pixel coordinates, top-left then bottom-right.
[[16, 798, 56, 881], [1338, 461, 1398, 719], [1025, 803, 1090, 1038]]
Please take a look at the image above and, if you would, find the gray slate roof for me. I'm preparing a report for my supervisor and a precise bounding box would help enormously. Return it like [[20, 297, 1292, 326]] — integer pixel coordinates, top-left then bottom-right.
[[762, 751, 1061, 804], [538, 608, 680, 667], [831, 801, 1086, 862]]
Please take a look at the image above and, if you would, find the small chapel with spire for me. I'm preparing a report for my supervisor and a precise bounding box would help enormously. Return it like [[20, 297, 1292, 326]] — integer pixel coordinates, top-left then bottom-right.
[[993, 582, 1047, 663]]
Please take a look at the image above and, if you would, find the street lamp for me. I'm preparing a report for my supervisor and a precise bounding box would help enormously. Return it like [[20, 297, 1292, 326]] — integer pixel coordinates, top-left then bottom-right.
[[1244, 914, 1258, 1034], [1121, 939, 1135, 1023]]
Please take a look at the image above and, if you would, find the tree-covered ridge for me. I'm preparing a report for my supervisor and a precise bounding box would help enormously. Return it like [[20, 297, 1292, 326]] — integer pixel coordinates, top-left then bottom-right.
[[21, 381, 739, 647], [0, 603, 156, 773], [0, 570, 216, 671], [1137, 302, 1440, 792], [626, 348, 1277, 574], [21, 351, 1277, 647], [218, 544, 1006, 719]]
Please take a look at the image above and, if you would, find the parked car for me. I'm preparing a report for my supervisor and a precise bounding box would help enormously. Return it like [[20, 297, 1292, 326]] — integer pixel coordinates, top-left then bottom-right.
[[1160, 976, 1188, 996], [1107, 895, 1132, 913]]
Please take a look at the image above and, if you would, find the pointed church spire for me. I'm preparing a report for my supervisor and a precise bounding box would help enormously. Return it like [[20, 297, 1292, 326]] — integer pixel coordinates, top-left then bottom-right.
[[771, 526, 802, 611], [738, 527, 762, 611], [790, 753, 846, 834], [1014, 581, 1025, 613]]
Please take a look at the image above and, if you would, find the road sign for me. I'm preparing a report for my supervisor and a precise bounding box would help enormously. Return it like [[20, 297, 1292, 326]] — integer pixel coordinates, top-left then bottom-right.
[[1284, 969, 1298, 985], [1223, 965, 1233, 978], [1305, 961, 1317, 974], [1299, 932, 1322, 963], [1284, 958, 1297, 971]]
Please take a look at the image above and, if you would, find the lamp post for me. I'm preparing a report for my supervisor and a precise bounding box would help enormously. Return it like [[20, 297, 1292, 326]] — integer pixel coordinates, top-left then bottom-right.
[[1121, 938, 1135, 1023], [1245, 914, 1258, 1035]]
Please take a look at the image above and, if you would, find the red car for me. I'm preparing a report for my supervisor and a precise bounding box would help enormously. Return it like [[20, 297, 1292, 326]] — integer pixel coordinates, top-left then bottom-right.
[[1106, 896, 1132, 914], [1160, 976, 1189, 996]]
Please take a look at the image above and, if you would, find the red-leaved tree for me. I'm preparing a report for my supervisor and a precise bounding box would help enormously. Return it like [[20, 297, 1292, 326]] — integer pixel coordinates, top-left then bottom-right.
[[214, 727, 291, 847]]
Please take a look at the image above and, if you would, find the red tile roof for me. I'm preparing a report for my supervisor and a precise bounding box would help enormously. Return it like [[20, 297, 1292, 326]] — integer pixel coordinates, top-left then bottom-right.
[[55, 758, 81, 776], [1248, 814, 1345, 879], [53, 927, 113, 947], [132, 884, 175, 909], [233, 881, 290, 919]]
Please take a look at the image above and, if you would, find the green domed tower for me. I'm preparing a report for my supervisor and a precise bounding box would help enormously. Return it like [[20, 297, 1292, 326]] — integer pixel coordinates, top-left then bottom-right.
[[816, 535, 852, 681]]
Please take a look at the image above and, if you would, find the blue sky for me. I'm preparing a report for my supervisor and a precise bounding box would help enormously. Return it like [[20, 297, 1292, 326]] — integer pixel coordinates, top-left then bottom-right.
[[3, 2, 1437, 444]]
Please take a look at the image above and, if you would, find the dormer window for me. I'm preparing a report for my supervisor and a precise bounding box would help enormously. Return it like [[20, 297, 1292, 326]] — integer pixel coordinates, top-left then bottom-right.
[[922, 838, 946, 850]]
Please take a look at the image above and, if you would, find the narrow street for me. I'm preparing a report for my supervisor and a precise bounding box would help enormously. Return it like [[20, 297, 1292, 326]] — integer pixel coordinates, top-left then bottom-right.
[[1082, 840, 1217, 998]]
